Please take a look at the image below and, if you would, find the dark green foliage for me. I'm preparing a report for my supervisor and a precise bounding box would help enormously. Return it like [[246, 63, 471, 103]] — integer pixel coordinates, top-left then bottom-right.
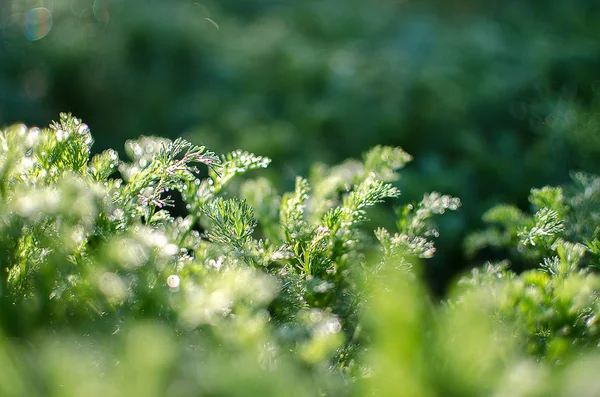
[[3, 0, 600, 288]]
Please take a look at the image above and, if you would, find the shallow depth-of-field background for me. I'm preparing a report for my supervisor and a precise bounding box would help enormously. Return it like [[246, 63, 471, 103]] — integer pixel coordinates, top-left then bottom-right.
[[2, 0, 600, 287]]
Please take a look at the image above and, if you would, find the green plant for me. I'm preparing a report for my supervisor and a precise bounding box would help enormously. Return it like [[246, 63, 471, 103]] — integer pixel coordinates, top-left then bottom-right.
[[4, 114, 600, 396], [0, 114, 459, 394], [3, 0, 600, 291], [461, 174, 600, 359]]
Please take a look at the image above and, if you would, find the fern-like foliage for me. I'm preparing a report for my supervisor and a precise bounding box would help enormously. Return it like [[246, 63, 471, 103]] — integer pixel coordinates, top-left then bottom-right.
[[375, 192, 461, 269], [2, 115, 433, 377], [4, 115, 600, 396], [460, 174, 600, 360]]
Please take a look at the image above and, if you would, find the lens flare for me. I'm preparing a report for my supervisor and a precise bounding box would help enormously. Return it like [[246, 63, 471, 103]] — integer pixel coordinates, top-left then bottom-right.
[[25, 7, 53, 41]]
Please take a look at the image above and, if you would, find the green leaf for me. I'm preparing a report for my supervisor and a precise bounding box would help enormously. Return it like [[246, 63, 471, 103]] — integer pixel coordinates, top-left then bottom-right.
[[204, 198, 257, 250]]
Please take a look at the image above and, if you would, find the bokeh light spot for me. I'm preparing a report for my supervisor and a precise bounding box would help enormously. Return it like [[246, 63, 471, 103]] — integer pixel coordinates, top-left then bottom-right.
[[25, 7, 53, 41]]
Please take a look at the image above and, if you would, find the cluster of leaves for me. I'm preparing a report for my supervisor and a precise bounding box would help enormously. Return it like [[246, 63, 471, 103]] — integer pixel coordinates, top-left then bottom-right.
[[5, 115, 600, 396], [0, 115, 457, 395], [376, 192, 460, 270], [461, 174, 600, 359]]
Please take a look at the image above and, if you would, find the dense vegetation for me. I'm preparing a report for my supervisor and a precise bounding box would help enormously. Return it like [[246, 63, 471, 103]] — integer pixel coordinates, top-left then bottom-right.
[[2, 0, 600, 288], [2, 1, 600, 394], [2, 114, 600, 396]]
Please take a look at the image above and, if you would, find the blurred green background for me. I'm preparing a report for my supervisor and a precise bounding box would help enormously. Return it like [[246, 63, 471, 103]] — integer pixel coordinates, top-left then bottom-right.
[[2, 0, 600, 291]]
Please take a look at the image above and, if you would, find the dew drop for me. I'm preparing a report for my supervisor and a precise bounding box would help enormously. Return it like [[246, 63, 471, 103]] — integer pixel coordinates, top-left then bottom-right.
[[167, 275, 180, 288], [78, 123, 90, 134], [56, 130, 65, 141]]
